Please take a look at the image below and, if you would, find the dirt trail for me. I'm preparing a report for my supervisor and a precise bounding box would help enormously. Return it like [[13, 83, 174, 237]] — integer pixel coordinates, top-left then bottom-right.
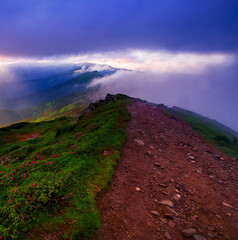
[[92, 101, 238, 240]]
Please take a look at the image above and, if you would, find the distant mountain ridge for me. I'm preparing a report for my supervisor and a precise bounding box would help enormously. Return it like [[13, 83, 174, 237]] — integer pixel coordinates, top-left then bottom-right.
[[0, 63, 120, 109], [0, 63, 119, 100], [0, 71, 102, 109]]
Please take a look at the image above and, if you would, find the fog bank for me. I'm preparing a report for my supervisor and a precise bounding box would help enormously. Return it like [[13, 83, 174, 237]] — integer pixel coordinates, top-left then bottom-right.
[[90, 65, 238, 132]]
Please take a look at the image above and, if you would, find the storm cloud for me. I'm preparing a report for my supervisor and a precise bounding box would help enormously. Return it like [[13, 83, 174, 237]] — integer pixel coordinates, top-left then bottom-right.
[[0, 0, 238, 57]]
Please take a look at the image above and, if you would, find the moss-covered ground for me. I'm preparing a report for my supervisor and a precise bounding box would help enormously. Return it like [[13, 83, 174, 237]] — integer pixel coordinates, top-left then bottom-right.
[[0, 96, 131, 239]]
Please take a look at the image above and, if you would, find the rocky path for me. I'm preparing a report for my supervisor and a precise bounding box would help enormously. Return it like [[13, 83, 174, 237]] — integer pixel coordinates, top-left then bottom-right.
[[92, 101, 238, 240]]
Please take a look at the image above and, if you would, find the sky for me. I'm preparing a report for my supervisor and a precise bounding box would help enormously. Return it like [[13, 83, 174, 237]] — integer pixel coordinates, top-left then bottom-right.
[[0, 0, 238, 131]]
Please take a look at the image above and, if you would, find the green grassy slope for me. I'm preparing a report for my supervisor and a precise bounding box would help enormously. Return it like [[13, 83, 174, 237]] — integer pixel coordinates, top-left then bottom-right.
[[0, 94, 131, 239], [170, 107, 238, 158], [0, 87, 99, 127]]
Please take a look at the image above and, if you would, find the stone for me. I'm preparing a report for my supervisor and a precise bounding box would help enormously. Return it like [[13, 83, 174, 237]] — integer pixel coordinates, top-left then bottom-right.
[[165, 231, 172, 239], [159, 200, 174, 208], [168, 220, 175, 228], [154, 162, 161, 167], [176, 193, 181, 199], [134, 139, 145, 146], [208, 233, 214, 237], [164, 213, 174, 219], [146, 151, 154, 156], [222, 202, 233, 208], [188, 155, 195, 160], [136, 129, 145, 134], [165, 206, 179, 216], [182, 228, 197, 237], [216, 214, 222, 220], [193, 235, 207, 240], [136, 187, 141, 192], [172, 194, 181, 201], [188, 189, 195, 195], [209, 175, 216, 179], [207, 226, 214, 231], [151, 211, 160, 217], [191, 215, 198, 222], [161, 218, 168, 224]]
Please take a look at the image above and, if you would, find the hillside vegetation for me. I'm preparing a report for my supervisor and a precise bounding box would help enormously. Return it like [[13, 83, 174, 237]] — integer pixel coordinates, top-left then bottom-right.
[[0, 87, 98, 127], [170, 107, 238, 158], [0, 94, 130, 239]]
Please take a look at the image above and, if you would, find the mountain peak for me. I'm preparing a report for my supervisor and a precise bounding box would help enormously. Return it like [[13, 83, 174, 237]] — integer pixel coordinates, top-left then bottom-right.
[[73, 63, 117, 75]]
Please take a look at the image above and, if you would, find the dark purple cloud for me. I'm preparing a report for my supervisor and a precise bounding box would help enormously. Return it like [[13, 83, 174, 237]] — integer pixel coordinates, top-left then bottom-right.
[[0, 0, 238, 57]]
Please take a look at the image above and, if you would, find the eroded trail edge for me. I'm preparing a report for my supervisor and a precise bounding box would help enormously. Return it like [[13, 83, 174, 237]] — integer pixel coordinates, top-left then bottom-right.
[[92, 101, 238, 240]]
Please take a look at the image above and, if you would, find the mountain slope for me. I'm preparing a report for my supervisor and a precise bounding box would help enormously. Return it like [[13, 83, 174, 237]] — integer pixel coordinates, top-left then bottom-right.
[[0, 95, 237, 239], [0, 63, 117, 99], [169, 107, 238, 158], [171, 107, 238, 138], [0, 94, 130, 239], [92, 99, 238, 240], [0, 87, 96, 126], [0, 71, 102, 109]]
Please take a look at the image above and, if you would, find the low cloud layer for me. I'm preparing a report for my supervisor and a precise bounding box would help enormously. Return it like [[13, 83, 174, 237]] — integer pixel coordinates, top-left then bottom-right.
[[0, 67, 27, 99], [1, 50, 234, 76], [91, 62, 238, 132], [0, 66, 17, 83]]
